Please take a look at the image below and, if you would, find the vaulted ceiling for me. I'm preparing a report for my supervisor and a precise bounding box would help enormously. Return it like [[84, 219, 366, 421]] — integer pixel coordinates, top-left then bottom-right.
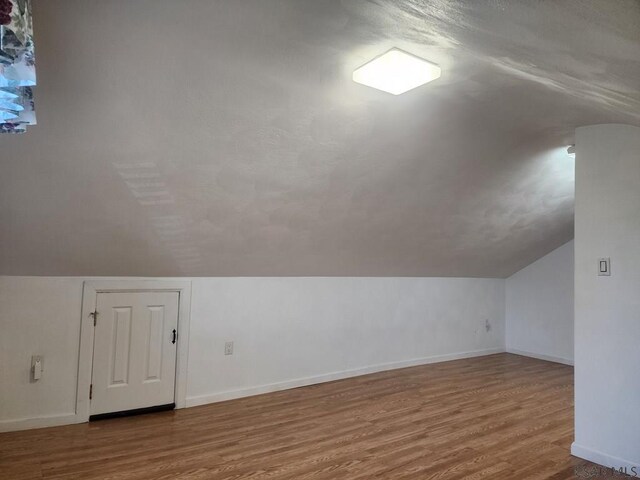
[[1, 0, 639, 277]]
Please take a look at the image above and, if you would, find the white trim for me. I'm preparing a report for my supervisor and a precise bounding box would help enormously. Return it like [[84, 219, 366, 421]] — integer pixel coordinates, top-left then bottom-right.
[[506, 348, 574, 366], [0, 413, 82, 433], [186, 347, 504, 407], [76, 280, 192, 423], [571, 443, 640, 471]]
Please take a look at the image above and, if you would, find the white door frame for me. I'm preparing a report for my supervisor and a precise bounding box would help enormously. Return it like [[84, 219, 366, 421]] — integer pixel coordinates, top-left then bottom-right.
[[76, 280, 192, 422]]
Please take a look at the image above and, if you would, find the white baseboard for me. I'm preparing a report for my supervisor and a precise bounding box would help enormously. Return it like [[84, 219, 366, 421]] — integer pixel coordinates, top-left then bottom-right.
[[572, 442, 640, 472], [185, 347, 505, 407], [506, 348, 574, 366], [1, 348, 505, 431], [0, 413, 82, 433]]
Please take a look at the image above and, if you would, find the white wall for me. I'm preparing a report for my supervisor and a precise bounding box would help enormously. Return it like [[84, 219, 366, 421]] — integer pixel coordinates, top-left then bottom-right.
[[506, 240, 574, 365], [572, 124, 640, 470], [0, 276, 505, 430], [0, 277, 83, 427], [187, 277, 505, 404]]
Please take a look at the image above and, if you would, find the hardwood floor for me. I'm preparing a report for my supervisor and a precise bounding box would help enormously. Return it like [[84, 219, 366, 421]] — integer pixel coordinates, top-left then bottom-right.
[[1, 353, 596, 479]]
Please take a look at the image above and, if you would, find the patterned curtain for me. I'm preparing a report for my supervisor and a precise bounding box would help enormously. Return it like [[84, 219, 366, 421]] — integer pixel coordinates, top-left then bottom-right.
[[1, 0, 35, 133]]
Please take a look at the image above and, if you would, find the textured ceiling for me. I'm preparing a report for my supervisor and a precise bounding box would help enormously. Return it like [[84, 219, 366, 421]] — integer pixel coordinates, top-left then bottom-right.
[[1, 0, 639, 277]]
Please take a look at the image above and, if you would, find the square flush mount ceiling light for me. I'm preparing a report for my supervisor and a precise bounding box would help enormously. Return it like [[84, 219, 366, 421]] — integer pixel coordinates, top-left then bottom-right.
[[352, 48, 441, 95]]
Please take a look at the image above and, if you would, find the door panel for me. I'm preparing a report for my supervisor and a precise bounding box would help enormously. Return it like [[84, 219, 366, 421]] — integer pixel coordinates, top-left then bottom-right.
[[91, 291, 179, 416], [110, 307, 132, 386], [145, 306, 164, 382]]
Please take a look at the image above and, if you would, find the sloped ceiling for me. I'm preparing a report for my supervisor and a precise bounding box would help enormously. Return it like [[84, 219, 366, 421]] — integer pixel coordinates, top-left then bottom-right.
[[1, 0, 639, 277]]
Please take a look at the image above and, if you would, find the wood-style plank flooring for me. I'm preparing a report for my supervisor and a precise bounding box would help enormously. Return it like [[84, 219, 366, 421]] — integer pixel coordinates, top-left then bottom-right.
[[1, 353, 596, 479]]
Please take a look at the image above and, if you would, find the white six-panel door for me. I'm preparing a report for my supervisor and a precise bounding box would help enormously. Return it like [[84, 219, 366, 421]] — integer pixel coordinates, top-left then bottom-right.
[[90, 291, 179, 416]]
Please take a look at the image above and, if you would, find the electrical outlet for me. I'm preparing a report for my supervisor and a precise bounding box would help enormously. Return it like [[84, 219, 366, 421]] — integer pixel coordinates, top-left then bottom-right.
[[31, 355, 43, 381], [224, 341, 234, 355]]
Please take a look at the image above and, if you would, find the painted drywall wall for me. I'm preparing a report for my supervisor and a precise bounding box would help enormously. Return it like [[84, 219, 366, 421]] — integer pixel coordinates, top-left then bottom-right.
[[506, 240, 574, 365], [187, 277, 505, 404], [572, 124, 640, 469], [0, 276, 505, 431], [0, 277, 83, 428], [7, 0, 640, 277]]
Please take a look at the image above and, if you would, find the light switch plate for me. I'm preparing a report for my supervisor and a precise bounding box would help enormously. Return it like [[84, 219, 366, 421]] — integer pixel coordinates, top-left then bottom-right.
[[598, 257, 611, 276]]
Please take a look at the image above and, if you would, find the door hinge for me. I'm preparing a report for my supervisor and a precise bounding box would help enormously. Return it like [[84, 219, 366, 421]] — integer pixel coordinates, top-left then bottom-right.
[[89, 384, 93, 400], [89, 310, 98, 326]]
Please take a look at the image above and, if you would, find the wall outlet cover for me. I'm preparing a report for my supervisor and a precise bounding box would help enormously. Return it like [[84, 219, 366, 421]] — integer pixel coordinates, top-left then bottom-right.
[[31, 355, 43, 381]]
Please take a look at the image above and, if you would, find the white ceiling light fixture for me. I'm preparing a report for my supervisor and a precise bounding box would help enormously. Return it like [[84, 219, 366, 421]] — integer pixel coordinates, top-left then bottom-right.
[[352, 48, 441, 95]]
